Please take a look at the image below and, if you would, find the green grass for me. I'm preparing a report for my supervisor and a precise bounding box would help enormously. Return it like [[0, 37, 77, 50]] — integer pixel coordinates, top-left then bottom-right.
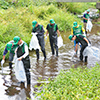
[[35, 63, 100, 100], [56, 2, 96, 14]]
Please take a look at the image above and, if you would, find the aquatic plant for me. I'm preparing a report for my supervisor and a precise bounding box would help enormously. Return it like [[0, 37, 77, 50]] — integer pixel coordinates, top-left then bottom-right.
[[35, 63, 100, 100]]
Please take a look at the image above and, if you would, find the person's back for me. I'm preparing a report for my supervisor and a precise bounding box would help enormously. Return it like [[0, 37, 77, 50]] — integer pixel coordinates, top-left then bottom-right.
[[75, 34, 89, 46], [17, 41, 28, 58]]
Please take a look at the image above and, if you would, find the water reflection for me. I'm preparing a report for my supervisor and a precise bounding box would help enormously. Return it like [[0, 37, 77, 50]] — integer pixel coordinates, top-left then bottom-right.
[[45, 56, 59, 79], [2, 69, 31, 100], [31, 56, 59, 84], [3, 71, 20, 96]]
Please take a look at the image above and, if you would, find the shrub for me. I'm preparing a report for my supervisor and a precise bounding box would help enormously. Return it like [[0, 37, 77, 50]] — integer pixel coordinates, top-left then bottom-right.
[[56, 2, 96, 14]]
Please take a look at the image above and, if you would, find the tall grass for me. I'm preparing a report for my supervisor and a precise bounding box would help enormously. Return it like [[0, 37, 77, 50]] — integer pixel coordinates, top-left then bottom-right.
[[56, 2, 96, 14]]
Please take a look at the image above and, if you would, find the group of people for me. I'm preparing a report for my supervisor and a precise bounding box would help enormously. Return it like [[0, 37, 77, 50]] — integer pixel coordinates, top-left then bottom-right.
[[31, 19, 60, 60], [69, 9, 91, 62], [0, 9, 91, 85], [1, 19, 61, 86]]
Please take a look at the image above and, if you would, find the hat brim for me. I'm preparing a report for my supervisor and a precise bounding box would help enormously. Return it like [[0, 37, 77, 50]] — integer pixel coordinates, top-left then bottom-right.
[[69, 38, 73, 41], [14, 41, 18, 45], [50, 21, 55, 24], [73, 25, 77, 27], [32, 24, 36, 28], [7, 48, 11, 51]]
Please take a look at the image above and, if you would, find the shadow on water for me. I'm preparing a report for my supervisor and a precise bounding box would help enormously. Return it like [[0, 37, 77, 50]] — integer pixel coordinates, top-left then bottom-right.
[[0, 24, 100, 100]]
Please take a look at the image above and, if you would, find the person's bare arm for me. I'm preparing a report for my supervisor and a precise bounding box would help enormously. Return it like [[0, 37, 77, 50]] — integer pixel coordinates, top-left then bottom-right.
[[84, 37, 89, 44], [3, 55, 5, 60], [75, 43, 78, 52], [83, 17, 88, 21], [57, 30, 60, 36], [46, 30, 48, 36]]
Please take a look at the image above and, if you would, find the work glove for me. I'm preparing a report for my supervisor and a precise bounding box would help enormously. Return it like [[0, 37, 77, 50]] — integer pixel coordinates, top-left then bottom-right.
[[88, 43, 91, 47], [1, 60, 5, 66]]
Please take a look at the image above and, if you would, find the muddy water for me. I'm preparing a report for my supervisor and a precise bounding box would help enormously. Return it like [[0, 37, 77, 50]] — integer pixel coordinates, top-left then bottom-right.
[[0, 24, 100, 100]]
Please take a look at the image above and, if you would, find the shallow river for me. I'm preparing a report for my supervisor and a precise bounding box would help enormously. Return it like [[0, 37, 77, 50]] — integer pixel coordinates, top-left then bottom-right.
[[0, 24, 100, 100]]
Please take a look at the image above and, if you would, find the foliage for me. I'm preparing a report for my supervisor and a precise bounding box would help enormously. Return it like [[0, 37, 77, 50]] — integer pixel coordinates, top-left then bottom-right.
[[0, 0, 53, 9], [56, 2, 96, 14], [0, 0, 9, 9], [0, 0, 32, 9], [0, 0, 96, 13], [35, 64, 100, 100]]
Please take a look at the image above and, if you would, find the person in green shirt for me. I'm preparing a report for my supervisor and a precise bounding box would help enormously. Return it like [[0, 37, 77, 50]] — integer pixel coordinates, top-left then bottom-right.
[[1, 41, 18, 69], [13, 36, 31, 86], [69, 34, 91, 62], [71, 22, 86, 55], [83, 9, 90, 34]]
